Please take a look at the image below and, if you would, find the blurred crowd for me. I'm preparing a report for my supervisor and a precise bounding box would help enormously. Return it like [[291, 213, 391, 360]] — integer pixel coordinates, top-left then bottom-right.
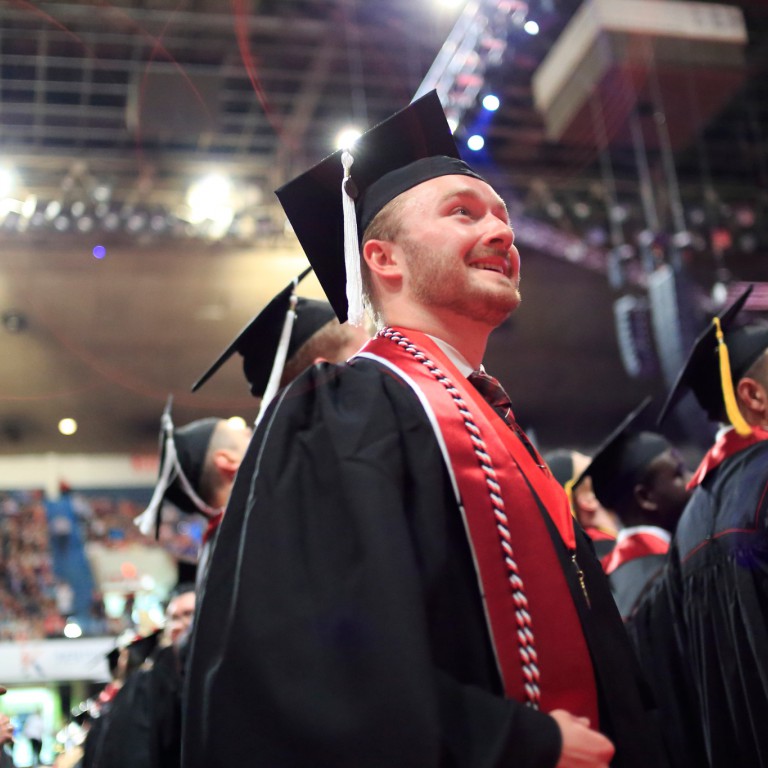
[[0, 492, 201, 642]]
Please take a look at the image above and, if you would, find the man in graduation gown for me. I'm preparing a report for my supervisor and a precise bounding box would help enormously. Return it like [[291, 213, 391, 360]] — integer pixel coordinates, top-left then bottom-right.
[[183, 92, 665, 768], [580, 399, 691, 620], [628, 286, 768, 767], [134, 404, 253, 584]]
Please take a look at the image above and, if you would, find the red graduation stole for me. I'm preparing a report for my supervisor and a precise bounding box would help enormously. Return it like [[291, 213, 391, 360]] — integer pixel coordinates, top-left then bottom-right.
[[688, 426, 768, 489], [358, 328, 598, 723], [601, 527, 670, 575]]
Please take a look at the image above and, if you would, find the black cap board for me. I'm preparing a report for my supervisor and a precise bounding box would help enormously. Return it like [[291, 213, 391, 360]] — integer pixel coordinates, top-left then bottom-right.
[[543, 449, 578, 488], [658, 285, 768, 425], [275, 90, 483, 321], [106, 629, 162, 675], [134, 399, 222, 539], [578, 398, 672, 510], [162, 416, 219, 515], [191, 267, 335, 397]]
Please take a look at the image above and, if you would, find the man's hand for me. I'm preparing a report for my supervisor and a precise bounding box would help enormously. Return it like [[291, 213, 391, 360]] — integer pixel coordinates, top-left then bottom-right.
[[550, 709, 615, 768]]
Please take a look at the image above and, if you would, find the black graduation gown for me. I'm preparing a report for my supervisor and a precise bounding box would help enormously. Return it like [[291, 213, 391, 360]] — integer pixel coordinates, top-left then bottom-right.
[[609, 552, 666, 620], [630, 439, 768, 767], [93, 646, 184, 768], [183, 359, 664, 768], [625, 560, 709, 768]]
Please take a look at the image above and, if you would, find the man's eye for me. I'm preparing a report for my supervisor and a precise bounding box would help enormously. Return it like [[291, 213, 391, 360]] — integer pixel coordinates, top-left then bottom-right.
[[452, 207, 470, 216]]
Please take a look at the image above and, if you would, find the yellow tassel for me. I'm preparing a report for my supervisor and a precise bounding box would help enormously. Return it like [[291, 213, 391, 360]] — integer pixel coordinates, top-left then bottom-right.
[[713, 317, 752, 436]]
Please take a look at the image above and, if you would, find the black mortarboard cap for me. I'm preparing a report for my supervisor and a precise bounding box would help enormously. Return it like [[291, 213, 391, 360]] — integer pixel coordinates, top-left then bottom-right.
[[135, 399, 221, 538], [658, 285, 768, 425], [275, 90, 483, 322], [579, 398, 672, 510], [191, 267, 335, 397], [543, 449, 577, 488], [163, 417, 219, 513], [125, 629, 162, 673], [106, 628, 162, 676]]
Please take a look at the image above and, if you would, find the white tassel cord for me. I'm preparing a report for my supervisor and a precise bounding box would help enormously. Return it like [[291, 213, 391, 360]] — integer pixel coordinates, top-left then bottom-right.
[[341, 149, 365, 327], [134, 429, 179, 535], [255, 294, 298, 427]]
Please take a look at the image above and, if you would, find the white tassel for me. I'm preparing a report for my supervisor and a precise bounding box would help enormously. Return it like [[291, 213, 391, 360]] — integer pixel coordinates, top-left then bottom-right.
[[342, 150, 365, 327], [134, 419, 178, 536], [134, 402, 220, 535], [255, 294, 298, 427]]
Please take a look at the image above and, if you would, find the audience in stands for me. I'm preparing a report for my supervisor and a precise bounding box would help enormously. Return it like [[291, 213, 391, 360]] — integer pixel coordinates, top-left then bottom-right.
[[0, 491, 200, 642]]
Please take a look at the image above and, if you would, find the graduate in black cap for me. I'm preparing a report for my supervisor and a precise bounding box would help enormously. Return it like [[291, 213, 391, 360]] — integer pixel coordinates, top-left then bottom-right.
[[186, 268, 367, 576], [183, 91, 664, 768], [544, 449, 620, 559], [578, 399, 691, 620], [628, 285, 768, 768], [192, 266, 367, 415], [134, 399, 252, 584]]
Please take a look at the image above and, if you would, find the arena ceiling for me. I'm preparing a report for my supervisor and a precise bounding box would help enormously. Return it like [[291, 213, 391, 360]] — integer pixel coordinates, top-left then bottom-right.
[[1, 0, 768, 459]]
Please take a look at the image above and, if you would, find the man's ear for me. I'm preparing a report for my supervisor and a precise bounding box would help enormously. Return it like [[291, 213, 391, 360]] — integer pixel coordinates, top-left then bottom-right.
[[212, 449, 240, 481], [362, 238, 404, 280], [736, 376, 768, 419], [634, 483, 657, 512]]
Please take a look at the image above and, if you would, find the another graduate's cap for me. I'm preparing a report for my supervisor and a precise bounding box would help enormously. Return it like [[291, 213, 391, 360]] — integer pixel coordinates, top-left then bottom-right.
[[134, 398, 221, 538], [106, 629, 162, 675], [275, 90, 483, 324], [543, 449, 579, 515], [125, 629, 162, 670], [191, 267, 335, 398], [579, 398, 672, 510], [658, 285, 768, 432], [543, 449, 579, 488]]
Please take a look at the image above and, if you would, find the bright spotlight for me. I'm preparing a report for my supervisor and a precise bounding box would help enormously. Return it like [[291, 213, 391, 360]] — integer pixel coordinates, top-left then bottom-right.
[[64, 622, 83, 639], [187, 175, 231, 214], [482, 94, 500, 112], [524, 20, 540, 35], [0, 168, 15, 198], [467, 134, 485, 151], [446, 116, 459, 134], [335, 127, 363, 151], [58, 418, 78, 436]]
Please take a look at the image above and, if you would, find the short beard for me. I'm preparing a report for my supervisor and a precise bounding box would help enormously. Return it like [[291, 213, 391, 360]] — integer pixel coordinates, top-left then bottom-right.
[[401, 236, 520, 326]]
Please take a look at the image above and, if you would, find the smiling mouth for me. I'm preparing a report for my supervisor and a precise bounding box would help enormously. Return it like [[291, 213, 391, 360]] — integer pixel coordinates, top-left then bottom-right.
[[470, 261, 510, 277]]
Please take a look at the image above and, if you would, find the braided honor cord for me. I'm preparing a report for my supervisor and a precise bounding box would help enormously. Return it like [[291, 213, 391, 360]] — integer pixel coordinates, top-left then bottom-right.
[[380, 328, 541, 708]]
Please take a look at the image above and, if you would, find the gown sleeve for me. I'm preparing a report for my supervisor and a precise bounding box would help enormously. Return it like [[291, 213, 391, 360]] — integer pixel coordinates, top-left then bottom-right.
[[182, 360, 562, 768]]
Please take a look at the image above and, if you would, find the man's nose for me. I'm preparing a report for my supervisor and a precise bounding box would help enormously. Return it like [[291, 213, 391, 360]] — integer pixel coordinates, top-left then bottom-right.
[[483, 216, 514, 250]]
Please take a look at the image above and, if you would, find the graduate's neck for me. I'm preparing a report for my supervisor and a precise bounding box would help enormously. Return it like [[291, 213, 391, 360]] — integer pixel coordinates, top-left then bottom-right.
[[385, 305, 491, 370]]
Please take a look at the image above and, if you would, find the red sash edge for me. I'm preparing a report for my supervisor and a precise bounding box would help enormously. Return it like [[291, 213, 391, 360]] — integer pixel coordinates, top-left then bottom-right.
[[688, 426, 768, 489], [355, 328, 599, 723]]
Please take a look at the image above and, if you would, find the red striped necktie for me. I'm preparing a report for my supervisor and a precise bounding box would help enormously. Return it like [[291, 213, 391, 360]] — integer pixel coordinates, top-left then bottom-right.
[[468, 370, 547, 472], [468, 369, 515, 425]]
